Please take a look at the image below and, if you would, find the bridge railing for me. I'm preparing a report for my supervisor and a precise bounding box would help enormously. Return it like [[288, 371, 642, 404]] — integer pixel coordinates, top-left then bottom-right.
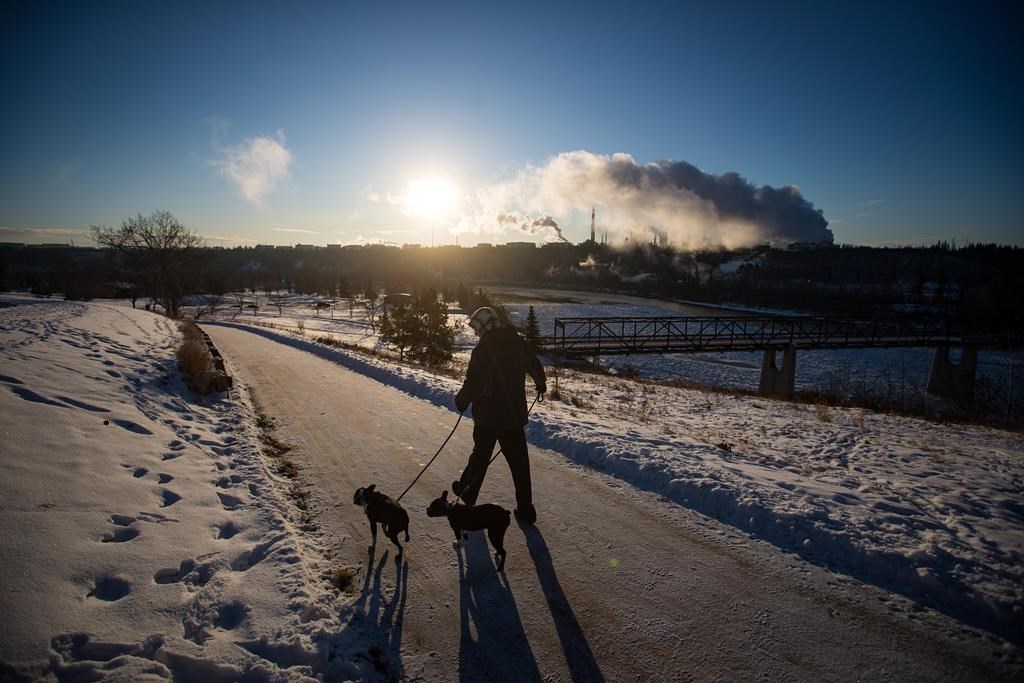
[[538, 316, 1022, 356]]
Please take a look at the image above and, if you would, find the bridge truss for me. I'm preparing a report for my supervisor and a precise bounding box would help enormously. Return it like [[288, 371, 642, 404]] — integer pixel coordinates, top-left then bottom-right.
[[538, 316, 1021, 357]]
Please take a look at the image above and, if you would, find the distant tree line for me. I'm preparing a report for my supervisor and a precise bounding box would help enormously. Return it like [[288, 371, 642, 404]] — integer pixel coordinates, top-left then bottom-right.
[[3, 213, 1022, 318]]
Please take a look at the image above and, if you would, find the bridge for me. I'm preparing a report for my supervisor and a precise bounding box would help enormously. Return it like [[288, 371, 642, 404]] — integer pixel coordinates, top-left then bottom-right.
[[536, 316, 1023, 399]]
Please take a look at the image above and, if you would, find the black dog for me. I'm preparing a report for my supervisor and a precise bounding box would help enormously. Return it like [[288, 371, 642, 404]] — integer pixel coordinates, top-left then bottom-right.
[[353, 484, 410, 555], [427, 490, 511, 571]]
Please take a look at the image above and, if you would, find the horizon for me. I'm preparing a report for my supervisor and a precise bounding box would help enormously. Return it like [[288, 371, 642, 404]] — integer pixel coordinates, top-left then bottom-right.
[[2, 1, 1021, 249]]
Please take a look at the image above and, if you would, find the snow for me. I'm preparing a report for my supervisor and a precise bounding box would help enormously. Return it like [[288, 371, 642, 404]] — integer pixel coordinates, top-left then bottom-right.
[[191, 292, 1023, 645], [2, 291, 1022, 679], [0, 295, 367, 681]]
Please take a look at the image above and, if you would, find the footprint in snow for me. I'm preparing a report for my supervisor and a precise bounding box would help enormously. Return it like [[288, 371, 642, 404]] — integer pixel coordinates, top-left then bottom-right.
[[153, 559, 213, 587], [161, 452, 182, 461], [158, 473, 173, 484], [104, 370, 121, 378], [10, 386, 67, 408], [216, 521, 241, 540], [56, 395, 110, 412], [160, 489, 182, 507], [0, 374, 24, 384], [132, 467, 148, 478], [230, 538, 280, 571], [87, 576, 131, 602], [217, 492, 244, 510], [109, 514, 135, 526], [214, 601, 247, 630], [112, 419, 153, 435], [100, 527, 140, 543]]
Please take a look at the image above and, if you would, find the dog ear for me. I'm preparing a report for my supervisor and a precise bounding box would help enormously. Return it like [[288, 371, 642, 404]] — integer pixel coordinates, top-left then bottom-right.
[[367, 484, 376, 492], [441, 490, 448, 500]]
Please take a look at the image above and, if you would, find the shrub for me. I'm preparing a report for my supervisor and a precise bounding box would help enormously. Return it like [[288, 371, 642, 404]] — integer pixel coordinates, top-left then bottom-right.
[[328, 565, 356, 592], [176, 322, 218, 394]]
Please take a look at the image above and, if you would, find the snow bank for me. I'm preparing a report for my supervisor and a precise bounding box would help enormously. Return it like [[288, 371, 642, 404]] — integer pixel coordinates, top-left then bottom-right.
[[0, 296, 383, 681]]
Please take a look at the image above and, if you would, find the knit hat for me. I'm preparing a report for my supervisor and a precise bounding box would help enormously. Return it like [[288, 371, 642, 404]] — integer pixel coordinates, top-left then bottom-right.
[[468, 307, 501, 335]]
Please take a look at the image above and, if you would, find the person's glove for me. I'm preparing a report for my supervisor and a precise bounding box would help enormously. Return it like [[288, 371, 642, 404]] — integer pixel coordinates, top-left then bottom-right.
[[455, 391, 469, 413]]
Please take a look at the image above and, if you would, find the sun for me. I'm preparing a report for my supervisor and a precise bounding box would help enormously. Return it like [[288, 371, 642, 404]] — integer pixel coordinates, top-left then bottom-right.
[[403, 177, 459, 219]]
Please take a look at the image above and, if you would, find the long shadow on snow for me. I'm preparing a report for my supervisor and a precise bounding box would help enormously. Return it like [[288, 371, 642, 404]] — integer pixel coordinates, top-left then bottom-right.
[[521, 524, 604, 682], [457, 534, 541, 682], [346, 547, 408, 680]]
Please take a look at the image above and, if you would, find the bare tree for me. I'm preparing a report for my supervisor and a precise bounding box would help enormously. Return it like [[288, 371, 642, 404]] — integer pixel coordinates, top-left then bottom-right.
[[91, 211, 204, 317]]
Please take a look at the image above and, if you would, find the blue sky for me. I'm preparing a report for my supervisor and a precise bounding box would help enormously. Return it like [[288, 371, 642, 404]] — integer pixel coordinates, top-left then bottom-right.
[[1, 1, 1020, 247]]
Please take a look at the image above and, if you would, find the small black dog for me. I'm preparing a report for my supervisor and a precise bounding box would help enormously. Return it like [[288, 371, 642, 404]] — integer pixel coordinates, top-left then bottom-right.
[[353, 484, 410, 555], [427, 490, 511, 571]]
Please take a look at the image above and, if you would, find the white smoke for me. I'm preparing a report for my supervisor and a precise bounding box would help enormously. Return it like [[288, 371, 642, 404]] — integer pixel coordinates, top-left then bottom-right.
[[455, 151, 831, 248]]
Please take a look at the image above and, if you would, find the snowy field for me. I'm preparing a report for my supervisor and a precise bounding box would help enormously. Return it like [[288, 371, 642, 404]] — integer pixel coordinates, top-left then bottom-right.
[[1, 292, 1022, 679], [193, 288, 1022, 405]]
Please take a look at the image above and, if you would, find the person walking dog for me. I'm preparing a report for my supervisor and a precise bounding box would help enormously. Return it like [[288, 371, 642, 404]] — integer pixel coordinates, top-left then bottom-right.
[[454, 306, 546, 524]]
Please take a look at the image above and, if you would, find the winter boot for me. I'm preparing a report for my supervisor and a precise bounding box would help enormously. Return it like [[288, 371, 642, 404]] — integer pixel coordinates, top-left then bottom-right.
[[514, 503, 536, 525]]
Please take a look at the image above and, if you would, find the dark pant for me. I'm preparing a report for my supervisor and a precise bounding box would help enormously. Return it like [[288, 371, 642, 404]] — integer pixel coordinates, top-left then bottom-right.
[[457, 425, 531, 508]]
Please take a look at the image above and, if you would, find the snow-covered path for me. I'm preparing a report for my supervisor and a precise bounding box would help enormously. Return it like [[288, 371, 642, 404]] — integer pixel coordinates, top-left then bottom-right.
[[208, 323, 1014, 681]]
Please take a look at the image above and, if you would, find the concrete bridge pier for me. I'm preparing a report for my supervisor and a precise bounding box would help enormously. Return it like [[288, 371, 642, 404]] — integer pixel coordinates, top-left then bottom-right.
[[926, 345, 978, 400], [759, 345, 797, 397]]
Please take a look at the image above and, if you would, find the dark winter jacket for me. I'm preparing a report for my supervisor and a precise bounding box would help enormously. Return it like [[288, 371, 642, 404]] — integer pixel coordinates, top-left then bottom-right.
[[456, 326, 546, 429]]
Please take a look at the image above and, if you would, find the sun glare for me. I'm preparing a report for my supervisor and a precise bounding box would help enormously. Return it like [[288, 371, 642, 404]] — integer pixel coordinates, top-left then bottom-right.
[[403, 177, 459, 219]]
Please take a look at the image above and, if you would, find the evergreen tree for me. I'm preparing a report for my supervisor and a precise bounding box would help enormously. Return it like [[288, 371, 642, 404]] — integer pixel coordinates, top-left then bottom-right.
[[523, 305, 541, 352], [410, 287, 454, 366], [379, 287, 454, 365], [378, 308, 391, 341], [389, 304, 416, 360]]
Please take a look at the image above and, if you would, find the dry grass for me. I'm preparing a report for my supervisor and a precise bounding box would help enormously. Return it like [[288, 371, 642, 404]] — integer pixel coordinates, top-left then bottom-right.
[[277, 458, 299, 479], [176, 322, 218, 394], [814, 401, 833, 423], [262, 433, 293, 458], [328, 565, 356, 593]]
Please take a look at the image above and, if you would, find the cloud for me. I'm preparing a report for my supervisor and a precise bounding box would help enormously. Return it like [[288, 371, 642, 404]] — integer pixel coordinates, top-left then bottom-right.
[[210, 130, 293, 205], [272, 227, 318, 234], [0, 226, 91, 244], [201, 233, 261, 246], [456, 151, 832, 248]]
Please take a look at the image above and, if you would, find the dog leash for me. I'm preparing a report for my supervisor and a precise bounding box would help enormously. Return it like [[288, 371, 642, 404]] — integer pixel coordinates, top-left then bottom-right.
[[394, 391, 543, 504], [452, 392, 541, 505], [394, 409, 465, 503]]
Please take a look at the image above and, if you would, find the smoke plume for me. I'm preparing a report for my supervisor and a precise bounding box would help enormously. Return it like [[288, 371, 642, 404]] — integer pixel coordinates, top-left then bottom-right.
[[495, 211, 569, 242], [457, 151, 831, 248]]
